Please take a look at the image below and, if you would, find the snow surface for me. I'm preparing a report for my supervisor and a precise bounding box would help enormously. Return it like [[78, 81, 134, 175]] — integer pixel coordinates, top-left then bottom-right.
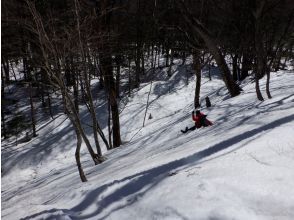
[[2, 63, 294, 220]]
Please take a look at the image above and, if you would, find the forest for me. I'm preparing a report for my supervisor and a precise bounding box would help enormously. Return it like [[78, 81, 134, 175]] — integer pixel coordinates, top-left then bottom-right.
[[2, 0, 294, 182]]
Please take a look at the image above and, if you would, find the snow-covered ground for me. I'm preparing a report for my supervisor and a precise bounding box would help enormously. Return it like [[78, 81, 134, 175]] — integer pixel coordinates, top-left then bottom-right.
[[1, 63, 294, 220]]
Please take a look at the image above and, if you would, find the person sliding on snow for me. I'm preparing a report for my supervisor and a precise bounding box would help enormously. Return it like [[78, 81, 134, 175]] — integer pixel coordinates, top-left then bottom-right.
[[181, 110, 213, 133]]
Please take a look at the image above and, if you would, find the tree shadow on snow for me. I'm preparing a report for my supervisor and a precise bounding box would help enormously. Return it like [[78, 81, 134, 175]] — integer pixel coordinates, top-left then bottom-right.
[[21, 114, 294, 220]]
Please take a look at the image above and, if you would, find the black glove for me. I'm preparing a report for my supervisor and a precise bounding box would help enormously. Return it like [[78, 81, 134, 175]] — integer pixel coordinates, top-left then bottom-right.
[[192, 111, 195, 114]]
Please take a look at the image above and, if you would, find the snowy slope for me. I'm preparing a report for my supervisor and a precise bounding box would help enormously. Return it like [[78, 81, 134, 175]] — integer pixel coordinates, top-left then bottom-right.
[[1, 64, 294, 220]]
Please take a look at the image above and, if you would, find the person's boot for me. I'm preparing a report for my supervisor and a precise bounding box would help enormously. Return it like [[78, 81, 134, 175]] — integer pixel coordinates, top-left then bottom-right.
[[181, 127, 189, 133]]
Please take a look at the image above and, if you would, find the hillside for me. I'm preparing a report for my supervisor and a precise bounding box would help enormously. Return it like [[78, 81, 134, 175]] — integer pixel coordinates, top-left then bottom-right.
[[2, 64, 294, 220]]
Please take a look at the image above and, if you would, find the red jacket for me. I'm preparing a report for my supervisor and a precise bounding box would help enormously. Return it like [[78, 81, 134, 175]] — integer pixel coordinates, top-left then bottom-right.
[[192, 112, 213, 128]]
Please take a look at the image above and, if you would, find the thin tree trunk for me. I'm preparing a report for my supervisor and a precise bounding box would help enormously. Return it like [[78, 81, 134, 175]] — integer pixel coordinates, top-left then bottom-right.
[[128, 56, 131, 96], [143, 80, 153, 127], [115, 55, 121, 98], [254, 0, 265, 101], [29, 82, 37, 137], [135, 46, 141, 88], [154, 45, 158, 72], [241, 53, 250, 80], [141, 46, 145, 75], [157, 46, 160, 67], [135, 0, 141, 88], [181, 53, 186, 66], [208, 62, 212, 81], [108, 97, 113, 149], [47, 88, 54, 119], [165, 46, 169, 67], [232, 54, 238, 81], [73, 73, 79, 114], [100, 55, 121, 148], [151, 43, 154, 69], [168, 48, 174, 77], [110, 93, 121, 148], [193, 51, 201, 108], [255, 74, 264, 101], [266, 70, 272, 99], [74, 127, 87, 182]]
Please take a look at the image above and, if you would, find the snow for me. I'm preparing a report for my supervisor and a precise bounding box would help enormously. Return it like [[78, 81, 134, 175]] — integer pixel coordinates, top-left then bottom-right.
[[1, 63, 294, 220]]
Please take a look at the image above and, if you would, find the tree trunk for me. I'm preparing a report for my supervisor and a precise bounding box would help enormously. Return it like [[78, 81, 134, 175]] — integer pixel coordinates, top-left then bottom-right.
[[29, 82, 37, 137], [74, 127, 87, 182], [181, 49, 186, 66], [232, 54, 238, 81], [157, 46, 160, 67], [165, 45, 169, 67], [266, 70, 272, 99], [135, 46, 141, 88], [168, 48, 174, 77], [115, 55, 121, 98], [240, 53, 250, 80], [208, 62, 212, 81], [73, 73, 79, 114], [108, 97, 113, 149], [47, 88, 54, 119], [255, 74, 264, 101], [128, 56, 131, 96], [151, 43, 154, 69], [193, 51, 201, 108], [135, 0, 141, 88], [254, 0, 265, 101], [141, 46, 145, 75], [143, 78, 153, 127], [100, 55, 121, 148]]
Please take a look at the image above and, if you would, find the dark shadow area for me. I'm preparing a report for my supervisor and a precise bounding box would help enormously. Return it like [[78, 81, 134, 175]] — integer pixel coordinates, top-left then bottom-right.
[[202, 64, 222, 80], [1, 116, 75, 177], [21, 114, 294, 220], [19, 208, 72, 220]]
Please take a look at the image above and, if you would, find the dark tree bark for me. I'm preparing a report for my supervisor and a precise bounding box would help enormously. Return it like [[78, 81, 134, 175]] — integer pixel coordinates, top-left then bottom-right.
[[74, 127, 87, 182], [266, 70, 272, 99], [141, 46, 145, 75], [254, 0, 265, 101], [29, 82, 37, 137], [128, 55, 132, 96], [115, 55, 121, 98], [107, 97, 113, 150], [232, 54, 238, 81], [193, 51, 201, 109], [240, 53, 250, 80]]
